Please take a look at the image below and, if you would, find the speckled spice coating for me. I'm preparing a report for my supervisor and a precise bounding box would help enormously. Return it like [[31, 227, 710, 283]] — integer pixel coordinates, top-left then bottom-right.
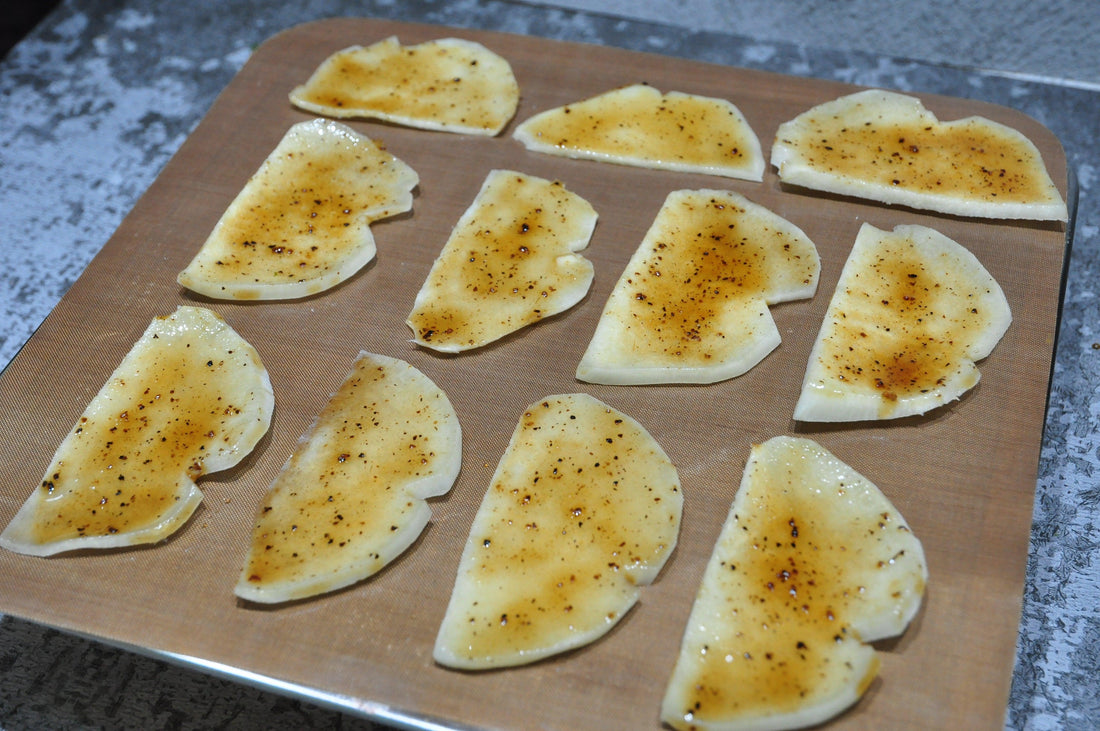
[[0, 1, 1096, 729]]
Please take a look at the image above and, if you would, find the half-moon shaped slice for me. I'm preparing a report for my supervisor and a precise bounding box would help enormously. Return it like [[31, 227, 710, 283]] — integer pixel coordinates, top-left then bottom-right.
[[236, 352, 461, 604], [794, 223, 1011, 422], [407, 169, 597, 352], [0, 306, 274, 557], [178, 118, 418, 301], [434, 393, 682, 669], [771, 89, 1067, 221], [577, 189, 819, 384], [289, 36, 520, 136], [661, 436, 927, 731], [514, 84, 764, 181]]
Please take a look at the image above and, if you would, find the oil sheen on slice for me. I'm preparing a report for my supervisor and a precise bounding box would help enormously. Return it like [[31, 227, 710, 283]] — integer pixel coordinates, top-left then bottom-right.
[[771, 89, 1067, 221], [794, 223, 1011, 422], [434, 393, 682, 669], [235, 352, 460, 604], [289, 36, 520, 136], [661, 436, 927, 731], [0, 306, 274, 557], [514, 84, 764, 181], [177, 118, 418, 301], [577, 189, 819, 384], [406, 169, 597, 352]]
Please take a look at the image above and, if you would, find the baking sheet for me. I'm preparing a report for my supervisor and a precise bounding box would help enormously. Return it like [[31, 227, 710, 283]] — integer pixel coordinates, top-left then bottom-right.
[[0, 17, 1071, 730]]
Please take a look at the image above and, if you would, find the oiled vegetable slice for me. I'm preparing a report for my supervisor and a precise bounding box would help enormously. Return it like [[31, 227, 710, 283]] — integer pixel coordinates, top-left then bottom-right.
[[577, 189, 819, 384], [514, 84, 764, 181], [236, 352, 461, 604], [289, 36, 520, 136], [661, 436, 927, 731], [178, 118, 418, 301], [434, 393, 681, 669], [794, 223, 1011, 422], [407, 169, 597, 352], [0, 306, 274, 556], [510, 82, 761, 179], [771, 89, 1067, 221]]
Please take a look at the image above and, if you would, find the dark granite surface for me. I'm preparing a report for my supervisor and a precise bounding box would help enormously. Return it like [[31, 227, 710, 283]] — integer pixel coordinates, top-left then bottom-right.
[[0, 0, 1097, 728]]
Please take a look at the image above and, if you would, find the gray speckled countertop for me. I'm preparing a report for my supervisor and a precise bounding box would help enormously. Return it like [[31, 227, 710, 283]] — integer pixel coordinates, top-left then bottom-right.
[[1, 0, 1097, 729]]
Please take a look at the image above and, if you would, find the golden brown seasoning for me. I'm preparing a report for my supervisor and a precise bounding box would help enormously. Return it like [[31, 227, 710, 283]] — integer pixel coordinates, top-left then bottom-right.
[[236, 352, 460, 603], [514, 84, 764, 181], [0, 307, 273, 556], [661, 436, 926, 730], [407, 169, 597, 352], [290, 36, 520, 136], [434, 393, 681, 669], [577, 189, 819, 384]]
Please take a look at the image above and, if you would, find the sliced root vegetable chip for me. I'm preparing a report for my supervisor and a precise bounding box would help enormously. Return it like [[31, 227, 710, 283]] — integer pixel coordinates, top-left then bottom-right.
[[289, 36, 520, 136], [236, 352, 460, 604], [434, 393, 681, 669], [794, 222, 1011, 422], [514, 84, 764, 181], [577, 189, 819, 384], [407, 169, 597, 353], [178, 118, 418, 301], [662, 436, 927, 731], [771, 89, 1067, 221], [0, 306, 274, 556]]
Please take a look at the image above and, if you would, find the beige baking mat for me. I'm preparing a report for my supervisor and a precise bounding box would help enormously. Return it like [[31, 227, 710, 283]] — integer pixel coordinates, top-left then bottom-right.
[[0, 18, 1070, 730]]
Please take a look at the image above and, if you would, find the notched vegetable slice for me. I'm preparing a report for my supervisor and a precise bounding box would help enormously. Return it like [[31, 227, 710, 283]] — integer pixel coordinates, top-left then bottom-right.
[[771, 89, 1067, 221], [514, 84, 764, 181], [178, 118, 418, 301], [236, 352, 461, 604], [0, 306, 274, 556], [577, 189, 819, 384], [661, 436, 927, 731], [407, 169, 597, 353], [434, 393, 682, 669], [289, 36, 520, 136], [795, 223, 1011, 422]]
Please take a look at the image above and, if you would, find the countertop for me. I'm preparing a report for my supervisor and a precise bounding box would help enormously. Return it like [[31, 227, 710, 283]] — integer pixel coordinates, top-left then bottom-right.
[[1, 1, 1097, 729]]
